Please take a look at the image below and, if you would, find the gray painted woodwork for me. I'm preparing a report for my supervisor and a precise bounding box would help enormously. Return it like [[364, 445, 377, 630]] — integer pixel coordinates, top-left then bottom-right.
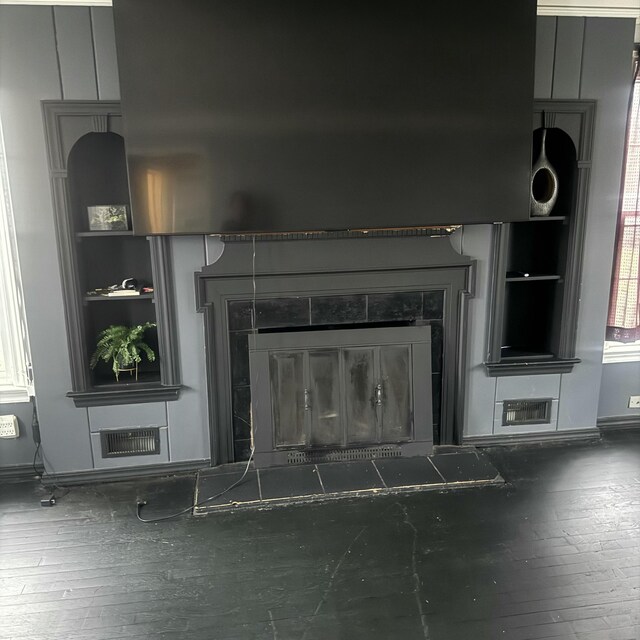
[[0, 6, 94, 474], [464, 17, 635, 439], [558, 18, 635, 430], [534, 17, 557, 100], [249, 326, 432, 467], [197, 236, 473, 464], [598, 362, 640, 419], [165, 236, 210, 463], [90, 426, 169, 468], [485, 100, 596, 377], [87, 402, 167, 432], [552, 18, 585, 100], [90, 7, 120, 100], [53, 7, 98, 101], [41, 101, 181, 407]]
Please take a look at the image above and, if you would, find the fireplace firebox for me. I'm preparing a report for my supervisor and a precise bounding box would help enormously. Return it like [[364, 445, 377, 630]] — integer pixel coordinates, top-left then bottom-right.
[[196, 236, 474, 466]]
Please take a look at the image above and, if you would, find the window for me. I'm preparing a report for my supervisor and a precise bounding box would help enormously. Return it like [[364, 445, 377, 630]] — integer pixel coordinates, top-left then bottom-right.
[[0, 117, 32, 402], [604, 47, 640, 363]]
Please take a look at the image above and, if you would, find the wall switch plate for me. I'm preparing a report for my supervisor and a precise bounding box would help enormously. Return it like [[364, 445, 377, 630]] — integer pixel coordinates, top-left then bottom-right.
[[629, 396, 640, 409], [0, 415, 19, 438]]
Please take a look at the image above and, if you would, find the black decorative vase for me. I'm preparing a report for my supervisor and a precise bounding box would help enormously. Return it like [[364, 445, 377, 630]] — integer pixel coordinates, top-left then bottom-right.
[[530, 129, 559, 217]]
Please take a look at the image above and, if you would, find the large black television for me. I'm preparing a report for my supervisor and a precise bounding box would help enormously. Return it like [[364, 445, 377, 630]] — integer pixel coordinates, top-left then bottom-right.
[[112, 0, 536, 235]]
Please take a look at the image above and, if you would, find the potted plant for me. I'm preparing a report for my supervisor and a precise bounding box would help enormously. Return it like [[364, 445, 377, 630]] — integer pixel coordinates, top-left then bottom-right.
[[90, 323, 156, 381]]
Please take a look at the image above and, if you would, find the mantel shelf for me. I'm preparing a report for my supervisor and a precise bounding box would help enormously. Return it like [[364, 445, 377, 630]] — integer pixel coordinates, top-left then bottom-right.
[[67, 384, 182, 407]]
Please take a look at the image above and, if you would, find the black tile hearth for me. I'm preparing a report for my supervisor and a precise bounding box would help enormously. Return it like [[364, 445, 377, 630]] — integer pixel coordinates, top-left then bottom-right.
[[317, 461, 385, 493], [373, 457, 444, 488], [196, 468, 260, 507], [195, 450, 503, 514], [259, 465, 324, 500], [431, 451, 501, 483]]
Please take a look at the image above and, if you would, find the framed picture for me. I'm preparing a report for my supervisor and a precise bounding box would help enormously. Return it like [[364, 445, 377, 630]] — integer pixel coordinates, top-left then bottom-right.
[[87, 205, 129, 231]]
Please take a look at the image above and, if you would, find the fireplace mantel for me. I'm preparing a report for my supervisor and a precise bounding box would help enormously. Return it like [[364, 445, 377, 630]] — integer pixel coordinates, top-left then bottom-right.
[[195, 235, 475, 466]]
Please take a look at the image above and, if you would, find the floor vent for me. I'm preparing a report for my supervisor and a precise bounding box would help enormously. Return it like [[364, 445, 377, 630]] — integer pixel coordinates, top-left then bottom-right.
[[100, 428, 160, 458], [287, 445, 401, 465], [502, 399, 552, 426]]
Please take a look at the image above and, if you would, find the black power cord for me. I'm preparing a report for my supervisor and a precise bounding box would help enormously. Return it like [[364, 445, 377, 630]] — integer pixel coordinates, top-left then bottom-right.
[[136, 448, 255, 523]]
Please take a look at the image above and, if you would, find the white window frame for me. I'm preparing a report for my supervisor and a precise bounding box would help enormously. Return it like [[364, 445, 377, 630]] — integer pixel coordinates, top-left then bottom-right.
[[603, 339, 640, 364], [0, 117, 32, 403]]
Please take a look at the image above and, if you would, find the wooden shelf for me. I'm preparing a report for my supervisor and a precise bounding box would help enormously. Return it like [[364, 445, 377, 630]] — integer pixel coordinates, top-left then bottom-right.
[[76, 230, 134, 237], [84, 293, 154, 302], [524, 216, 567, 222], [505, 275, 562, 282]]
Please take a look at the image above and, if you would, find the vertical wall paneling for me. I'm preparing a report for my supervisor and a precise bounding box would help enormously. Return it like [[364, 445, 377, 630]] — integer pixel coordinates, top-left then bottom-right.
[[91, 7, 120, 100], [557, 18, 635, 430], [534, 17, 557, 100], [460, 225, 497, 437], [52, 7, 98, 100], [166, 236, 210, 462], [0, 6, 93, 473], [552, 17, 585, 99]]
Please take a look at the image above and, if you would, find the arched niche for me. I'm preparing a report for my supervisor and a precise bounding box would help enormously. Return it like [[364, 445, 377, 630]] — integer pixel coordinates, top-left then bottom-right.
[[67, 132, 130, 232]]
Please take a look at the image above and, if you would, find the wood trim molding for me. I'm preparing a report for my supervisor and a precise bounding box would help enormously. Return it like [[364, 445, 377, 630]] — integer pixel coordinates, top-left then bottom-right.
[[597, 415, 640, 430], [464, 428, 600, 446]]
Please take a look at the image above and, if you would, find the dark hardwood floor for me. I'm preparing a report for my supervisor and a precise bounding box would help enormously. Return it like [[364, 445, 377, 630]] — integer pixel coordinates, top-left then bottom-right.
[[1, 431, 638, 639]]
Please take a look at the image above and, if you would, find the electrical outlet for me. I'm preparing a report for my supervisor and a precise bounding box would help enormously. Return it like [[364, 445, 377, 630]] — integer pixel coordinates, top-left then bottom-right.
[[629, 396, 640, 409], [0, 415, 19, 438]]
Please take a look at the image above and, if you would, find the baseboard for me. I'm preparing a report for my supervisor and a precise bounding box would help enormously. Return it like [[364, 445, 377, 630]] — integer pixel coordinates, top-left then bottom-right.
[[0, 464, 38, 481], [597, 415, 640, 431], [463, 427, 600, 447], [41, 459, 210, 486]]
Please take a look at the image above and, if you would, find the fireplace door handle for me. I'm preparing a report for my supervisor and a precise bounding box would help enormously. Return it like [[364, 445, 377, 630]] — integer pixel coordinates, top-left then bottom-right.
[[304, 388, 311, 411], [375, 383, 383, 406]]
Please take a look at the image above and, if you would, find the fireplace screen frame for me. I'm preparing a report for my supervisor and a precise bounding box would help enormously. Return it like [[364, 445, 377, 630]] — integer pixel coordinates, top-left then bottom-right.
[[249, 325, 432, 467]]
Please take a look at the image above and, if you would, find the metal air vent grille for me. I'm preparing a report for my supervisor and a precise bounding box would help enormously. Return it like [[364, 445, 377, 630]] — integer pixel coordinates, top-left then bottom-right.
[[502, 399, 552, 426], [287, 445, 401, 465], [100, 428, 160, 458]]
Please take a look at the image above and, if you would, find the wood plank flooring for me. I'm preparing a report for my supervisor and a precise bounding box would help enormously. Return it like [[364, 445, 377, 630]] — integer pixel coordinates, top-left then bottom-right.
[[1, 431, 638, 639]]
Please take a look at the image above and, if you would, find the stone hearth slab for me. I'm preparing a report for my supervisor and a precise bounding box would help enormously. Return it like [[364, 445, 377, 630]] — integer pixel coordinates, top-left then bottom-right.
[[194, 450, 503, 515]]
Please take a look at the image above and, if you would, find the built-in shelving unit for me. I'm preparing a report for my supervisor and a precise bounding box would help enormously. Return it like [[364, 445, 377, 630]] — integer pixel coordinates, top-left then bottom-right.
[[485, 100, 596, 377], [42, 101, 181, 406]]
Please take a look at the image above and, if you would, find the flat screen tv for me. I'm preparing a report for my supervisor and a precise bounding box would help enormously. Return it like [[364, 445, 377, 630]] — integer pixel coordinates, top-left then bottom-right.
[[112, 0, 536, 235]]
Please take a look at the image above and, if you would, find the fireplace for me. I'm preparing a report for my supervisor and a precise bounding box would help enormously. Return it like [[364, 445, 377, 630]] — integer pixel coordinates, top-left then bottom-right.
[[196, 235, 474, 466]]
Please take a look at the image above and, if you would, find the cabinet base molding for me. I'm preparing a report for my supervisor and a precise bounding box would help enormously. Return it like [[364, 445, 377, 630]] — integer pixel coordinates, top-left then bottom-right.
[[40, 458, 209, 486], [597, 416, 640, 431], [464, 427, 599, 446]]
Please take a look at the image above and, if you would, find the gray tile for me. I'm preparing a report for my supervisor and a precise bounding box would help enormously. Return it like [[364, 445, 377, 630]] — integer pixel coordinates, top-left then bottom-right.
[[430, 451, 500, 483], [258, 465, 323, 500], [316, 461, 385, 493], [196, 469, 260, 507], [374, 457, 444, 488]]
